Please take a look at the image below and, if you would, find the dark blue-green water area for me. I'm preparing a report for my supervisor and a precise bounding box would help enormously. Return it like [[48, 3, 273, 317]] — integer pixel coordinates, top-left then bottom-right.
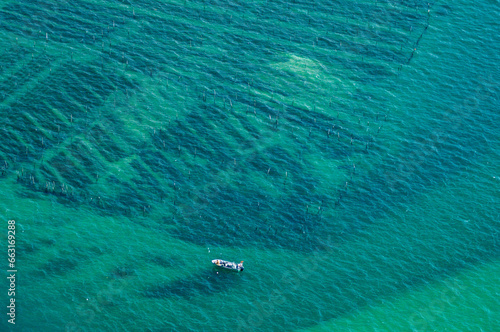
[[0, 0, 498, 331]]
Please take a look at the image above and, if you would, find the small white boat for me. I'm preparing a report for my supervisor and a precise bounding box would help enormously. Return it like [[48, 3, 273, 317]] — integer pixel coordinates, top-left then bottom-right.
[[212, 259, 244, 272]]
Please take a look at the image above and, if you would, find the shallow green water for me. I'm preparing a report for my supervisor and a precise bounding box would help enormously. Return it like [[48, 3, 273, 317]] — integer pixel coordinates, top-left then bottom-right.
[[0, 0, 498, 331]]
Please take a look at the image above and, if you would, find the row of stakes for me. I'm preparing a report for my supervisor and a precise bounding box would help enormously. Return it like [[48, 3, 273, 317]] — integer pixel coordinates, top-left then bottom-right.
[[8, 141, 357, 220], [5, 85, 379, 200], [18, 1, 424, 74], [4, 70, 384, 160], [9, 122, 360, 231]]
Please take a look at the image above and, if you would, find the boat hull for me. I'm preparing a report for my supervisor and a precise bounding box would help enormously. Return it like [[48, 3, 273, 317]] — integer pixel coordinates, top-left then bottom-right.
[[212, 259, 244, 272]]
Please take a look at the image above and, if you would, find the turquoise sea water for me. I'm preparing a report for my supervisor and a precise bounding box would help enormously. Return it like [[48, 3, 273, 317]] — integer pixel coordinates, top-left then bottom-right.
[[0, 0, 498, 331]]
